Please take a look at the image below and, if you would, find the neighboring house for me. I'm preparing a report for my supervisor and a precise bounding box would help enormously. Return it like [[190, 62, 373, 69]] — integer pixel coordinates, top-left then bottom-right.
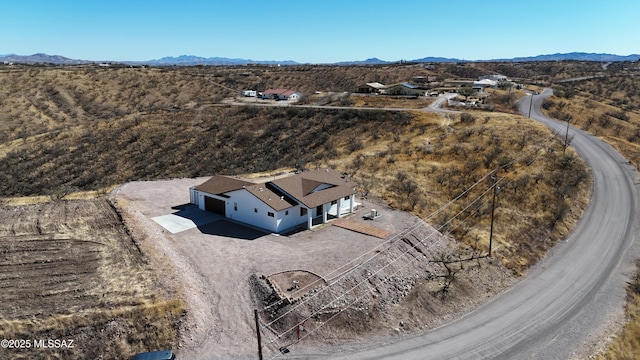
[[412, 76, 438, 84], [473, 78, 498, 91], [189, 168, 358, 234], [241, 90, 257, 97], [261, 88, 302, 101], [384, 82, 427, 96], [479, 74, 509, 82], [356, 82, 386, 94], [441, 79, 475, 88]]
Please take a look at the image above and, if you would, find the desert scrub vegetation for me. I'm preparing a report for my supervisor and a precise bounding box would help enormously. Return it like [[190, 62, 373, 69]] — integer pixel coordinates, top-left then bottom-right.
[[328, 111, 590, 274], [0, 199, 185, 359], [0, 105, 411, 196], [297, 92, 434, 109], [597, 261, 640, 360], [542, 73, 640, 169], [0, 63, 434, 144]]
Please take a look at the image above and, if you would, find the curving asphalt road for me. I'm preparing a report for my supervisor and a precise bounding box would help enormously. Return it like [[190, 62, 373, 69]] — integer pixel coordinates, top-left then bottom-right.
[[331, 89, 640, 359]]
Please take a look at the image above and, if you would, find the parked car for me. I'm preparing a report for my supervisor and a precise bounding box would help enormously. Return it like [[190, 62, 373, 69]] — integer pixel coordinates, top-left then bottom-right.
[[132, 350, 176, 360]]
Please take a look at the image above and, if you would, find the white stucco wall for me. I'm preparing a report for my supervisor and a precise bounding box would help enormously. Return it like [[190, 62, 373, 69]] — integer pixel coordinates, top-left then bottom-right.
[[223, 189, 278, 232], [189, 186, 199, 207], [275, 205, 309, 232], [190, 189, 356, 233]]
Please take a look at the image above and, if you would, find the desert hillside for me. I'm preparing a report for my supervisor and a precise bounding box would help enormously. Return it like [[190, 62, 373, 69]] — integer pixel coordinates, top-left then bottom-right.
[[3, 61, 633, 358]]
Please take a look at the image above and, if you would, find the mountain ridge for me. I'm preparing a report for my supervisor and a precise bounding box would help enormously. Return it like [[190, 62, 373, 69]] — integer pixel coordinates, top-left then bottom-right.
[[1, 52, 638, 66]]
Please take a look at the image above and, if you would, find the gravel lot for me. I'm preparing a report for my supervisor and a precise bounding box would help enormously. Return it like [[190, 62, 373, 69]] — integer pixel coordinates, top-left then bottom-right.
[[110, 177, 434, 359]]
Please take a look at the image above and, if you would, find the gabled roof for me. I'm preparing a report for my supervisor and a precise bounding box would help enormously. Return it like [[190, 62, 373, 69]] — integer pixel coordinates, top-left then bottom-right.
[[194, 175, 252, 195], [271, 168, 356, 209], [365, 82, 386, 89], [385, 82, 419, 89], [473, 79, 498, 86], [280, 89, 300, 96], [194, 169, 356, 211], [244, 184, 297, 211]]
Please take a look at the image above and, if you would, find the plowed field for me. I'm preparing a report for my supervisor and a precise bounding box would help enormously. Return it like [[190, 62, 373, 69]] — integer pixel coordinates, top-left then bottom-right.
[[0, 199, 183, 360]]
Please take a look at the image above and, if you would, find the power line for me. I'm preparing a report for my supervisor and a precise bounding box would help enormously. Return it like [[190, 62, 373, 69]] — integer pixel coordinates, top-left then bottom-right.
[[264, 181, 501, 358], [261, 132, 556, 314], [257, 132, 559, 356], [262, 182, 499, 354]]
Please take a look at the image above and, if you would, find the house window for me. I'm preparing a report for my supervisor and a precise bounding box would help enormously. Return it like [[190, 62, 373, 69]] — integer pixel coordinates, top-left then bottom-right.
[[234, 202, 238, 211], [254, 208, 258, 213], [268, 212, 274, 217], [300, 207, 307, 216], [285, 210, 289, 216], [344, 196, 350, 200]]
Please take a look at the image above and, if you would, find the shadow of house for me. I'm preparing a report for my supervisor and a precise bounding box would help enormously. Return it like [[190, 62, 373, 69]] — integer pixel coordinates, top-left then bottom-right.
[[163, 204, 268, 240], [197, 219, 267, 240], [173, 204, 223, 226]]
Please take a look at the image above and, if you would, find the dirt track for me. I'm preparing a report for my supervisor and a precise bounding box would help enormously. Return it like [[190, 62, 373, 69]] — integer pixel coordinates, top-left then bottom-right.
[[0, 198, 174, 359], [111, 177, 515, 359]]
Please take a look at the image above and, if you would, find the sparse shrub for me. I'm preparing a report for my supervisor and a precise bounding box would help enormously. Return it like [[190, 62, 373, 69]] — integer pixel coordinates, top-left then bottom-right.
[[459, 113, 476, 123], [541, 98, 555, 110], [348, 138, 364, 152]]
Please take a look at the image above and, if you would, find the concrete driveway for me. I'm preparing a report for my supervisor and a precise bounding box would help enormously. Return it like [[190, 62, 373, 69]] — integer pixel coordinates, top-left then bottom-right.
[[152, 204, 222, 234]]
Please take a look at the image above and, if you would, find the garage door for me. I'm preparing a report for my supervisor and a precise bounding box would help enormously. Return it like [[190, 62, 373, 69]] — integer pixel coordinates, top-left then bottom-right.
[[204, 196, 226, 216]]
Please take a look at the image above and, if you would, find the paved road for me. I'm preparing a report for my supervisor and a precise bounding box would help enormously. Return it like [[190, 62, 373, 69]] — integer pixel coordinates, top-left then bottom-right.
[[330, 89, 639, 359]]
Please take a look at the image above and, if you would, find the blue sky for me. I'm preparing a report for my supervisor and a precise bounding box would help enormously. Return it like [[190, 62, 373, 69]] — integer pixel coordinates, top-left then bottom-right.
[[1, 0, 638, 63]]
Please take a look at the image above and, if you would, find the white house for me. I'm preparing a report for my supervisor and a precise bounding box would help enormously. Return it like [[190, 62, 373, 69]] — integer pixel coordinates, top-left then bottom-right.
[[241, 90, 257, 97], [189, 168, 357, 234], [261, 88, 302, 101], [384, 82, 427, 96], [473, 78, 498, 91], [357, 82, 387, 94]]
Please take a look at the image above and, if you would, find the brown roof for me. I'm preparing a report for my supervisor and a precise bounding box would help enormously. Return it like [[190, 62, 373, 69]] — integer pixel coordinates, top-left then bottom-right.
[[194, 175, 252, 195], [194, 169, 356, 211], [244, 184, 297, 211], [271, 168, 356, 209]]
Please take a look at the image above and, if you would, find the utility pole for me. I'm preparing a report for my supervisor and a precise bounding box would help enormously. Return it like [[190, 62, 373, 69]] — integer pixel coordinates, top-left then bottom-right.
[[563, 117, 571, 153], [489, 170, 500, 257], [254, 309, 263, 360]]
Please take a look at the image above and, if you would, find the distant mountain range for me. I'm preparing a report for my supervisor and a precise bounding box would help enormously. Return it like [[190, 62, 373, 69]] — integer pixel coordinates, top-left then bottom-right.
[[146, 55, 299, 66], [0, 53, 92, 65], [1, 52, 639, 66]]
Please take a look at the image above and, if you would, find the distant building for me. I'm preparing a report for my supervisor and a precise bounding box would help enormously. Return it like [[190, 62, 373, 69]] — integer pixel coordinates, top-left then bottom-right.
[[189, 168, 358, 233], [412, 76, 438, 84], [479, 74, 509, 81], [473, 78, 498, 90], [241, 90, 257, 97], [441, 79, 475, 88], [384, 82, 427, 96], [356, 82, 386, 94], [261, 88, 302, 101]]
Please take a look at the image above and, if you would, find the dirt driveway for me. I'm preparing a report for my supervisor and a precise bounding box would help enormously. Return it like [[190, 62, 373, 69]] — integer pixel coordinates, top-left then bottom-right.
[[110, 177, 421, 359]]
